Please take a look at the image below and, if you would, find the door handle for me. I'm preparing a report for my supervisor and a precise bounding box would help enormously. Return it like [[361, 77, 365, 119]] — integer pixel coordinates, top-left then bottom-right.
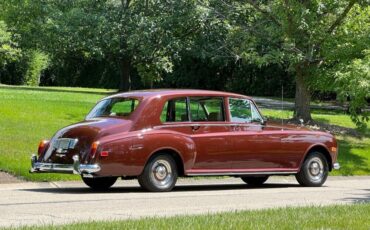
[[231, 124, 240, 131], [191, 125, 200, 131]]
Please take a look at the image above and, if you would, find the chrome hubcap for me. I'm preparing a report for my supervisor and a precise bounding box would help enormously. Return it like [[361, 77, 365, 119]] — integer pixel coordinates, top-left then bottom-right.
[[154, 165, 167, 180], [308, 157, 324, 181], [150, 159, 173, 188]]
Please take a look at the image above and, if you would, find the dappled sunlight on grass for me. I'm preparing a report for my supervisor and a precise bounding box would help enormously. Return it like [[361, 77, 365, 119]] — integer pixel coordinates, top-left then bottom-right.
[[331, 136, 370, 176], [261, 108, 369, 129]]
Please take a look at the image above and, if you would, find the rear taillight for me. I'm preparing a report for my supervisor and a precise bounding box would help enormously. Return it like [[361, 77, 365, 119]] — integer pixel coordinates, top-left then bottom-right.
[[90, 141, 100, 159], [37, 140, 50, 157], [100, 151, 109, 157]]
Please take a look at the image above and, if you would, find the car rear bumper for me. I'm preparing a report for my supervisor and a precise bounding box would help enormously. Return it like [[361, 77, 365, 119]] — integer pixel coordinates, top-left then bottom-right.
[[30, 154, 100, 175]]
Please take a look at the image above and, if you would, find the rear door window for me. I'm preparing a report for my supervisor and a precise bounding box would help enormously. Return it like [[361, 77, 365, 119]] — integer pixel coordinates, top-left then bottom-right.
[[189, 97, 225, 122]]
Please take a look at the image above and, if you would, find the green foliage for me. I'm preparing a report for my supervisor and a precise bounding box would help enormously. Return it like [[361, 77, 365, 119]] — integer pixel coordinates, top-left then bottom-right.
[[311, 5, 370, 127], [333, 52, 370, 128], [136, 56, 174, 87], [32, 0, 206, 88], [202, 0, 370, 126], [25, 50, 49, 86], [0, 21, 20, 68]]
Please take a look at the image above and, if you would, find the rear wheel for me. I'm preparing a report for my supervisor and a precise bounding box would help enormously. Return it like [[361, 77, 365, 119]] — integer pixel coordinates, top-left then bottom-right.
[[295, 152, 328, 187], [82, 176, 117, 190], [138, 154, 178, 192], [241, 176, 269, 186]]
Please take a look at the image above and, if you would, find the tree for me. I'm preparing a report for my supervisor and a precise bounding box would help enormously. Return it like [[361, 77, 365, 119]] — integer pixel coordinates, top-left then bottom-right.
[[0, 1, 49, 86], [9, 0, 204, 91], [204, 0, 369, 123], [0, 21, 20, 70], [313, 5, 370, 126]]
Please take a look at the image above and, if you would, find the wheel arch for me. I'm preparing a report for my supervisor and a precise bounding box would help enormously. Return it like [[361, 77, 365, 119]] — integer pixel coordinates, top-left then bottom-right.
[[300, 144, 333, 171], [145, 147, 185, 176]]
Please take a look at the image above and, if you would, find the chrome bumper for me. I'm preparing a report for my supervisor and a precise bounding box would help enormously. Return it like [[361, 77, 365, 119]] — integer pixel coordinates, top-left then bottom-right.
[[333, 162, 340, 170], [30, 154, 100, 175]]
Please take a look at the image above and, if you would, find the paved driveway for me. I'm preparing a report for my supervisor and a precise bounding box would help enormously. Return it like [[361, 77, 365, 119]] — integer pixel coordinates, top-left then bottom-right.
[[0, 176, 369, 227]]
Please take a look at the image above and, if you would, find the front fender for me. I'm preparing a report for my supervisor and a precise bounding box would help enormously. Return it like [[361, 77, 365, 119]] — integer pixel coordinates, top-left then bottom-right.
[[298, 141, 335, 172]]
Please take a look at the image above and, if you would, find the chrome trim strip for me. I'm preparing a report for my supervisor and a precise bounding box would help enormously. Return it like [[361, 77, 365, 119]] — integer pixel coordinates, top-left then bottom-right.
[[333, 162, 340, 170], [30, 154, 100, 174], [153, 123, 296, 130], [186, 171, 297, 176], [153, 123, 231, 129]]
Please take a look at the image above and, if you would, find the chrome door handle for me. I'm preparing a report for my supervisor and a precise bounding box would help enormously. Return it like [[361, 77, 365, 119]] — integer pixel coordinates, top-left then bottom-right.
[[231, 124, 240, 131], [191, 125, 200, 131]]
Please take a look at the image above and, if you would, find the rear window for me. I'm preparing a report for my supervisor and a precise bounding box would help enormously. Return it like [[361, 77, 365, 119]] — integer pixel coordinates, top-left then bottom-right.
[[86, 98, 139, 119]]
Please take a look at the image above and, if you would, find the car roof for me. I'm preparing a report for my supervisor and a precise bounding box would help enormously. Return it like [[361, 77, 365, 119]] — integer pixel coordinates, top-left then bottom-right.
[[104, 89, 252, 100]]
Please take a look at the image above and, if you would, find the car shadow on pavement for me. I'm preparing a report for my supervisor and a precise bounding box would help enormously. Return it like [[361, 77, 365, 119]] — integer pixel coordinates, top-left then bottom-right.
[[20, 183, 301, 194], [341, 189, 370, 203]]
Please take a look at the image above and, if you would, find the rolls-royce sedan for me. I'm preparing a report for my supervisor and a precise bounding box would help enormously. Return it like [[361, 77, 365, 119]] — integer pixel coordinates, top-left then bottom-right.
[[30, 89, 340, 192]]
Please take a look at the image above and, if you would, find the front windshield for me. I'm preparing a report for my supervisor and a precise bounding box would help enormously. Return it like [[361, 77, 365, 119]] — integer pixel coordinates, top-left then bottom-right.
[[86, 97, 140, 119]]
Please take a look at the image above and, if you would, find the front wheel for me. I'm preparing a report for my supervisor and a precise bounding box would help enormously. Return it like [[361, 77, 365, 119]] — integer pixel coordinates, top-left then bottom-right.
[[82, 176, 117, 190], [138, 154, 178, 192], [295, 152, 329, 187], [241, 176, 269, 186]]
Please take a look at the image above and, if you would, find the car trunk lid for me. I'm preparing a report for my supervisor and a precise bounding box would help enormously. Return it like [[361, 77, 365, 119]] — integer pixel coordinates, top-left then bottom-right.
[[41, 118, 132, 164]]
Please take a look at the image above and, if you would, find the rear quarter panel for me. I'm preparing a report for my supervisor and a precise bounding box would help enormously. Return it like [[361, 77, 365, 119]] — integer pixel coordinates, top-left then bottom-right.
[[96, 130, 196, 176]]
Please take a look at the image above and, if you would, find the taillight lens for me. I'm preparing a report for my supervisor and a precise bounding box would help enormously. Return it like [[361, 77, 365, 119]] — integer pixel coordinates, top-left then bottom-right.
[[100, 151, 109, 157], [38, 140, 50, 156], [90, 141, 100, 158]]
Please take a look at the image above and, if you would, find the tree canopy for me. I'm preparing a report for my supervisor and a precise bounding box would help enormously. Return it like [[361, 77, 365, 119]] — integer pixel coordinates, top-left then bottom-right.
[[0, 0, 369, 126]]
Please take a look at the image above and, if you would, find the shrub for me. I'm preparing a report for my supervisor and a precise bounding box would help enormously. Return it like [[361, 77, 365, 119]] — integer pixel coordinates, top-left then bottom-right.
[[25, 50, 49, 86]]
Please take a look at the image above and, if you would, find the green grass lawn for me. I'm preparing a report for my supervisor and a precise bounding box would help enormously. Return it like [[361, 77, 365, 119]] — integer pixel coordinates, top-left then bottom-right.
[[0, 86, 369, 181], [0, 86, 108, 181], [5, 203, 370, 230], [261, 108, 369, 129]]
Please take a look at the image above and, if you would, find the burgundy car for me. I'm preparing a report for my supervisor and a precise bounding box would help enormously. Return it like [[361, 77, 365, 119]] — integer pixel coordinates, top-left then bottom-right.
[[30, 89, 340, 192]]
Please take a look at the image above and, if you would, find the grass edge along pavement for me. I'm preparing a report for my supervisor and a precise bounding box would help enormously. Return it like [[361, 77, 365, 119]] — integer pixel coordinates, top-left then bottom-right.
[[2, 203, 370, 230], [0, 85, 369, 181]]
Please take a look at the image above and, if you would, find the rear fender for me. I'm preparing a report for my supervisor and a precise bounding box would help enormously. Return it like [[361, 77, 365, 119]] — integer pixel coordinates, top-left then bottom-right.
[[132, 131, 196, 175]]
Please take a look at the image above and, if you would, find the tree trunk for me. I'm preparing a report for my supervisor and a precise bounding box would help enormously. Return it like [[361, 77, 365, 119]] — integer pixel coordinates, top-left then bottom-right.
[[119, 57, 131, 92], [118, 0, 131, 92], [293, 65, 312, 122]]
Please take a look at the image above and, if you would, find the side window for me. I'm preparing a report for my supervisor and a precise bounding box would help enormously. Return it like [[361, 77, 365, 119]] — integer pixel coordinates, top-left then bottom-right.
[[189, 97, 225, 121], [229, 98, 262, 123], [160, 98, 188, 122]]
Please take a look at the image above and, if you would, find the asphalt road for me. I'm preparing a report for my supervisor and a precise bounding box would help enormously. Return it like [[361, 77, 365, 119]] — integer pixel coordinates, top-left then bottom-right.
[[0, 176, 369, 228]]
